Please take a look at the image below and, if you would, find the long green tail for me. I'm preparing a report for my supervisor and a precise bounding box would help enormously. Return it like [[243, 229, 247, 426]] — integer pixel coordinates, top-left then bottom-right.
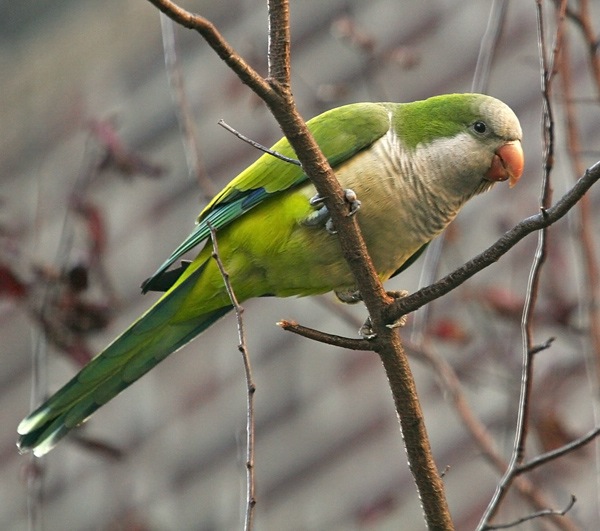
[[18, 263, 232, 456]]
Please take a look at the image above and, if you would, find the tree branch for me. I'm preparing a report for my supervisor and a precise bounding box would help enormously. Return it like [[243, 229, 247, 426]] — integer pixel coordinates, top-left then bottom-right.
[[483, 495, 576, 530], [208, 224, 256, 530], [518, 426, 600, 474], [277, 319, 374, 351], [218, 120, 301, 165], [406, 339, 577, 530], [267, 0, 291, 86], [147, 0, 279, 105], [558, 18, 600, 386], [159, 14, 215, 199], [478, 2, 567, 527], [148, 1, 454, 528]]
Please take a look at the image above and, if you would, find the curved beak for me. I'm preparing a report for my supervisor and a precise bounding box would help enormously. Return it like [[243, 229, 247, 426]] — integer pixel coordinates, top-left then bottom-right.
[[485, 141, 524, 188]]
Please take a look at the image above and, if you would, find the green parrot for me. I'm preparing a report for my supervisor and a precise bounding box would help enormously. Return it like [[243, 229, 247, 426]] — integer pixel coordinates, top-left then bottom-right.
[[18, 93, 523, 456]]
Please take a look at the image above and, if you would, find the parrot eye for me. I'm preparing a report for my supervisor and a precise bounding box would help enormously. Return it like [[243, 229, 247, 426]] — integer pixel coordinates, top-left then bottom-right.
[[472, 120, 488, 134]]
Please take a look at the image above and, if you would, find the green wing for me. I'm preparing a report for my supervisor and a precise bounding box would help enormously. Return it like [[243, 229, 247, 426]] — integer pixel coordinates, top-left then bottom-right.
[[142, 102, 391, 292]]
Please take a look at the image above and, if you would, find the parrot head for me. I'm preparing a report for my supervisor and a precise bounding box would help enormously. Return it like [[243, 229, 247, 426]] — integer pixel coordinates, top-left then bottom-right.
[[396, 93, 524, 199], [475, 97, 524, 188]]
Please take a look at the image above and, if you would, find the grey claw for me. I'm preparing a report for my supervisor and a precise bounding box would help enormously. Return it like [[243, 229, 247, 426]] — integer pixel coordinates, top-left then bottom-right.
[[357, 290, 410, 338], [304, 188, 360, 233], [359, 317, 377, 339], [343, 189, 361, 216], [309, 193, 325, 207], [325, 218, 337, 234], [304, 204, 330, 227], [385, 290, 409, 329], [386, 316, 407, 329], [334, 288, 362, 304]]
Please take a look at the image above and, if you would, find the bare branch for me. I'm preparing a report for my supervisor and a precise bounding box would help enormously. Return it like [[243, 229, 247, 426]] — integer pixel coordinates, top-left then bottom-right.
[[147, 0, 279, 105], [159, 14, 215, 200], [561, 0, 600, 98], [515, 0, 560, 465], [218, 120, 300, 165], [406, 339, 577, 531], [483, 495, 576, 530], [518, 426, 600, 474], [267, 0, 291, 86], [477, 2, 567, 527], [277, 319, 374, 351], [558, 21, 600, 385], [208, 223, 256, 530]]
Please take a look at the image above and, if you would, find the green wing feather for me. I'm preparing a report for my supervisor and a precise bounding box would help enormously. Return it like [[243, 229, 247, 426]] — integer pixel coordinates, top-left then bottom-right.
[[142, 102, 391, 292]]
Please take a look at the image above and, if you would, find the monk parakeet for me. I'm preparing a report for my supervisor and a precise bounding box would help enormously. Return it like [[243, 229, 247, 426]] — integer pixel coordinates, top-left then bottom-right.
[[18, 93, 523, 456]]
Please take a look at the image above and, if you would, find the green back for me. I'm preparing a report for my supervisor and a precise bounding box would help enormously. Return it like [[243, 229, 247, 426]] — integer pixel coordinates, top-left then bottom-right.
[[143, 102, 391, 290]]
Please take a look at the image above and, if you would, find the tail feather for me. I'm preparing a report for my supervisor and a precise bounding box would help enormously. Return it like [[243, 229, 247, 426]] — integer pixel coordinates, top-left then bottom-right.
[[18, 263, 232, 456]]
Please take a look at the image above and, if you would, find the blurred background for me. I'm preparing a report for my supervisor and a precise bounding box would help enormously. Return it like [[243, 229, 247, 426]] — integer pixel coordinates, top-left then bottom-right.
[[2, 0, 600, 529]]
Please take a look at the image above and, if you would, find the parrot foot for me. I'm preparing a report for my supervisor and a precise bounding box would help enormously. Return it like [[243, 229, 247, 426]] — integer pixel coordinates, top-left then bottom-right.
[[359, 317, 377, 339], [334, 288, 363, 304], [358, 290, 410, 339], [341, 188, 362, 216], [304, 189, 361, 234]]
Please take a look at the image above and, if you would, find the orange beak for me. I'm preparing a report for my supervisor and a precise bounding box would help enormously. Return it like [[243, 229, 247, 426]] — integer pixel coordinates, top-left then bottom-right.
[[485, 141, 524, 188]]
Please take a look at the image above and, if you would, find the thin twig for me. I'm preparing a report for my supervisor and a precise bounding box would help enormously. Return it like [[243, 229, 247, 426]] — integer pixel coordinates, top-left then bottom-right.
[[518, 426, 600, 474], [484, 495, 576, 530], [159, 13, 215, 199], [404, 339, 578, 530], [277, 319, 374, 351], [558, 22, 600, 386], [560, 0, 600, 99], [529, 336, 555, 355], [519, 0, 562, 470], [218, 120, 300, 165], [208, 223, 256, 530]]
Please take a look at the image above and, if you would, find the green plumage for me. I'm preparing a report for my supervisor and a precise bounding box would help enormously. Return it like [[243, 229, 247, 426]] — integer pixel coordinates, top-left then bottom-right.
[[18, 94, 523, 456]]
